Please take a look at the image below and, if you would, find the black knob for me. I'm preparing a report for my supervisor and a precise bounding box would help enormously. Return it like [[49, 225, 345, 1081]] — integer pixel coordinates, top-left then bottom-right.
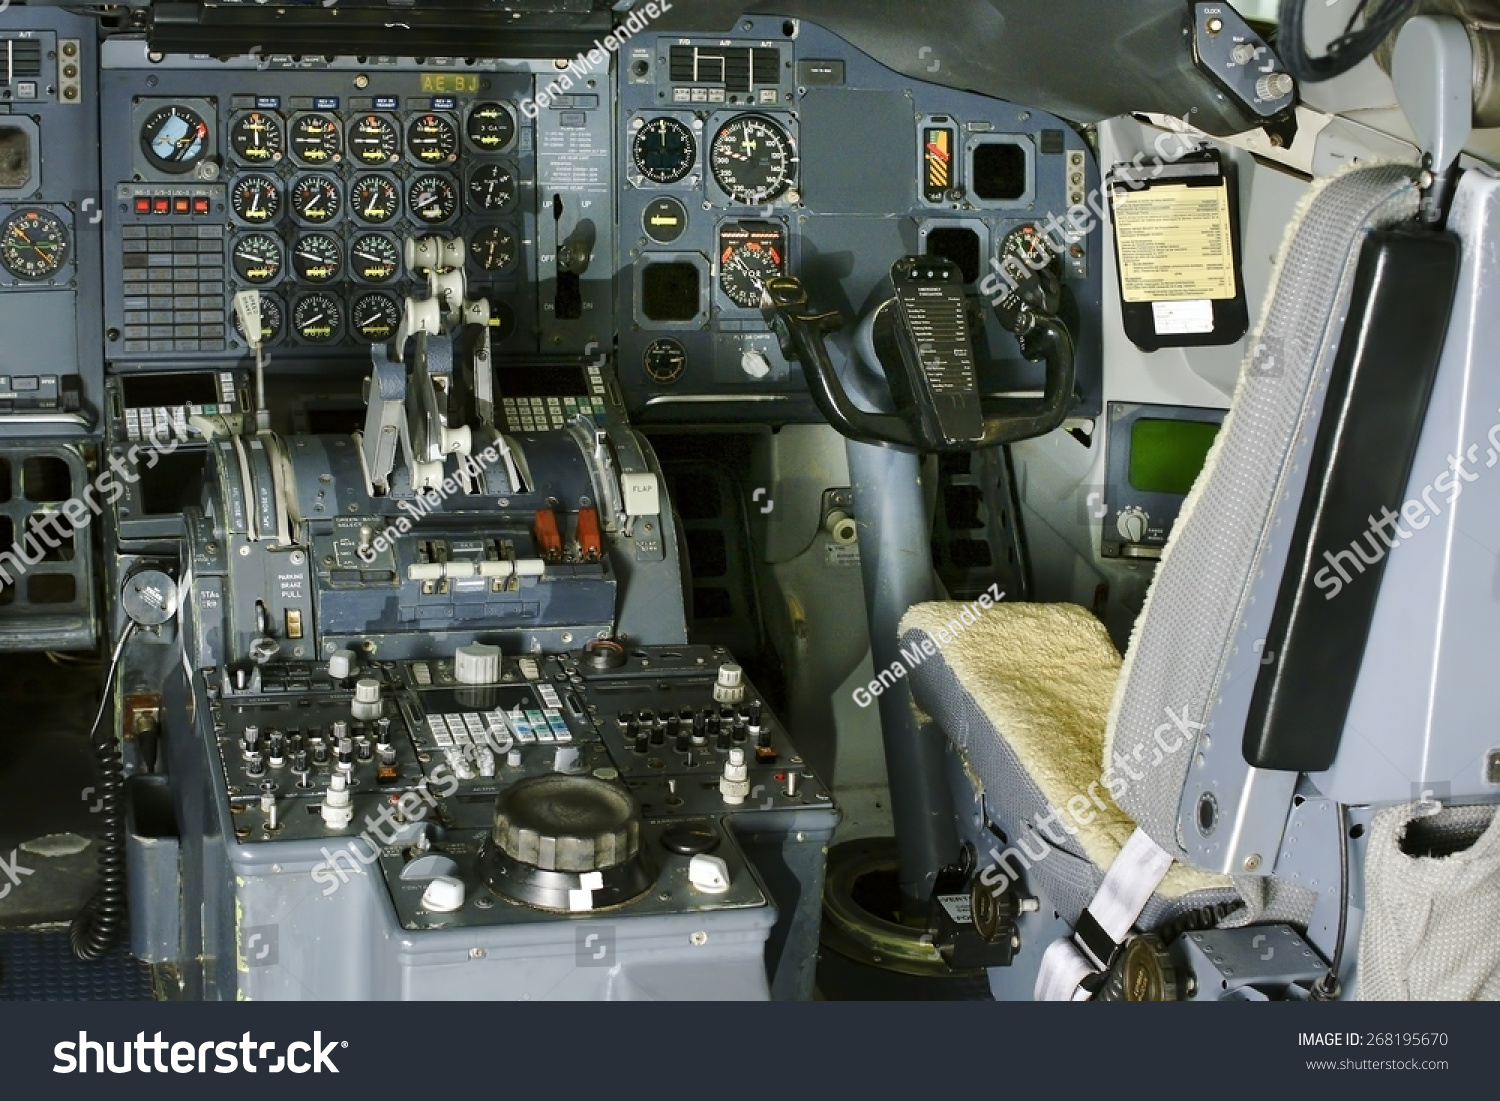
[[492, 774, 642, 872], [674, 733, 690, 754], [633, 731, 650, 755]]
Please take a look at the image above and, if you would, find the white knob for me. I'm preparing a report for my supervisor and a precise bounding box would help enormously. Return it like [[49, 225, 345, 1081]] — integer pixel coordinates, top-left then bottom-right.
[[720, 746, 750, 805], [1230, 42, 1258, 65], [321, 772, 353, 829], [1116, 507, 1150, 544], [1257, 72, 1294, 101], [354, 678, 382, 704], [421, 875, 467, 912], [454, 643, 502, 685], [688, 854, 731, 894], [713, 662, 745, 704], [328, 649, 357, 680]]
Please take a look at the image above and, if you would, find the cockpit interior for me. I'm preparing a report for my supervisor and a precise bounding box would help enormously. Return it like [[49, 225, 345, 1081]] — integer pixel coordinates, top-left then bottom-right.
[[0, 0, 1498, 1010]]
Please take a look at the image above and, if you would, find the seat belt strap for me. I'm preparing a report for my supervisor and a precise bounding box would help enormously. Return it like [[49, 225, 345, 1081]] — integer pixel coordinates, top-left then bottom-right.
[[1034, 827, 1174, 1000]]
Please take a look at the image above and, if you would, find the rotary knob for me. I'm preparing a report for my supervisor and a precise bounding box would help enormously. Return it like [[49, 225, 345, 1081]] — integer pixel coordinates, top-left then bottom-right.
[[328, 648, 358, 680], [713, 662, 745, 704], [454, 643, 502, 685], [1116, 506, 1150, 544], [491, 774, 641, 872], [1257, 72, 1294, 101]]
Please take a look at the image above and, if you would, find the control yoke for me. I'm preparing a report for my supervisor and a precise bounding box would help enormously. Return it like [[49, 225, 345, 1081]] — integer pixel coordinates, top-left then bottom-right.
[[762, 255, 1076, 452]]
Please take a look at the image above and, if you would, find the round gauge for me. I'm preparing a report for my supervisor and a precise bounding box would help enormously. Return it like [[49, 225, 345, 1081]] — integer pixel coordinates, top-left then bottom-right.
[[291, 232, 343, 284], [993, 225, 1050, 322], [140, 104, 210, 174], [0, 208, 70, 281], [229, 112, 283, 165], [719, 233, 784, 309], [290, 174, 342, 224], [348, 114, 400, 166], [289, 113, 342, 165], [710, 114, 796, 204], [406, 114, 458, 164], [407, 174, 458, 224], [349, 173, 400, 225], [468, 225, 516, 272], [292, 292, 343, 344], [466, 102, 516, 151], [231, 232, 284, 284], [350, 291, 401, 344], [632, 117, 697, 184], [642, 195, 689, 244], [232, 293, 284, 345], [349, 232, 401, 283], [229, 174, 281, 224], [467, 164, 516, 212], [643, 338, 687, 384]]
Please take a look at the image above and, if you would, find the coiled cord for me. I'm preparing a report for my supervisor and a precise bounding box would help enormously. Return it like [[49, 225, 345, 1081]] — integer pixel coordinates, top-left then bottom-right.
[[69, 621, 138, 962], [1277, 0, 1419, 83]]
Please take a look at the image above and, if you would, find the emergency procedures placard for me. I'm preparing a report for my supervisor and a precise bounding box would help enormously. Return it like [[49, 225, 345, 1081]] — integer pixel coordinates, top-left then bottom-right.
[[1112, 182, 1237, 303]]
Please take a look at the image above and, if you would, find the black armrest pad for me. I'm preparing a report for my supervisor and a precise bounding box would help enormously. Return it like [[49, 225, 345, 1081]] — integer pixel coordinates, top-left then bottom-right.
[[1244, 225, 1461, 772]]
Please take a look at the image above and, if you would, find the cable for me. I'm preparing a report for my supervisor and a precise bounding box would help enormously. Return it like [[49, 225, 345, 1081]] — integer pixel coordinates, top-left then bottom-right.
[[46, 650, 102, 667], [1277, 0, 1418, 84], [1310, 802, 1351, 1000], [69, 620, 139, 962]]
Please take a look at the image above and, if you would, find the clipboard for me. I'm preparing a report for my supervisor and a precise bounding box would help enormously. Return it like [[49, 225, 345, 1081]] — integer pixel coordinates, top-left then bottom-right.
[[1107, 149, 1248, 351]]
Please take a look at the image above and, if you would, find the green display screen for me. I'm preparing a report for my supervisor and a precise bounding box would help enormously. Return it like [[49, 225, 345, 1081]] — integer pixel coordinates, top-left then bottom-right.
[[1128, 418, 1220, 495]]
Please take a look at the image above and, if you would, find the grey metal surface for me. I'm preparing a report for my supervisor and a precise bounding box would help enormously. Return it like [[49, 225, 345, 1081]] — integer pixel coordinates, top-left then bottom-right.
[[1320, 168, 1500, 807], [1172, 925, 1326, 1001]]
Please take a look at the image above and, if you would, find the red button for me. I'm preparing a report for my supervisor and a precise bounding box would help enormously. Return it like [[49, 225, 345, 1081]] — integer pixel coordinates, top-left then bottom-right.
[[134, 197, 151, 214], [152, 198, 170, 214], [173, 197, 189, 214], [192, 197, 210, 215]]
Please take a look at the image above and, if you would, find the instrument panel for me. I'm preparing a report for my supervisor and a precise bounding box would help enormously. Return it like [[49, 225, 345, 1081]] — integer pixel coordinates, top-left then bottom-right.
[[100, 53, 541, 360], [2, 9, 1104, 444], [614, 17, 1103, 421]]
